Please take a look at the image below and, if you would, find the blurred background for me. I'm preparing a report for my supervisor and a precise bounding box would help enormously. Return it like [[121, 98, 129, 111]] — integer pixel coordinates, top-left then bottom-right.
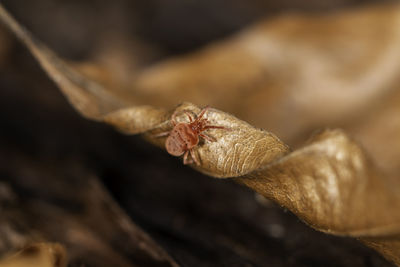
[[0, 0, 398, 266]]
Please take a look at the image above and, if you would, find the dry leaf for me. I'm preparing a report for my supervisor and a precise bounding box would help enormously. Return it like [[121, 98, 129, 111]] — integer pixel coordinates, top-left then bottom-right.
[[0, 243, 66, 267], [131, 3, 400, 145], [1, 2, 400, 266]]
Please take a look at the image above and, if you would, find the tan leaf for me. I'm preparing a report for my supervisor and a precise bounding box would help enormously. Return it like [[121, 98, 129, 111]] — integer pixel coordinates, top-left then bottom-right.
[[130, 3, 400, 146], [1, 2, 400, 266]]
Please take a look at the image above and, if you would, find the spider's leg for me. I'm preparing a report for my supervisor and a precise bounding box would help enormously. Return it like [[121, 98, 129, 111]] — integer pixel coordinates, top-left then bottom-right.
[[189, 149, 200, 166], [183, 150, 193, 165], [184, 111, 194, 122], [199, 133, 216, 142], [197, 106, 210, 120], [153, 131, 170, 138]]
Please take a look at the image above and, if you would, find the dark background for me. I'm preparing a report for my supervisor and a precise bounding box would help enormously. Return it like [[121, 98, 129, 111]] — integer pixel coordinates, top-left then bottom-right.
[[0, 0, 396, 266]]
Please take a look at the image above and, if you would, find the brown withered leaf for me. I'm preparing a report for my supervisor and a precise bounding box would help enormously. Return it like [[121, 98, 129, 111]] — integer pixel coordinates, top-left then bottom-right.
[[1, 2, 400, 266], [0, 243, 66, 267], [130, 3, 400, 145]]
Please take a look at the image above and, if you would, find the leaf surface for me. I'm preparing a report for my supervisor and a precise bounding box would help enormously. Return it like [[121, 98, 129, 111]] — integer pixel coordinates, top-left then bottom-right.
[[1, 2, 400, 266]]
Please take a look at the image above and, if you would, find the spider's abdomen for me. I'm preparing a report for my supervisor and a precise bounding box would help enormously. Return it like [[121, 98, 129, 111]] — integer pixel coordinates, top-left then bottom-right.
[[166, 123, 199, 156]]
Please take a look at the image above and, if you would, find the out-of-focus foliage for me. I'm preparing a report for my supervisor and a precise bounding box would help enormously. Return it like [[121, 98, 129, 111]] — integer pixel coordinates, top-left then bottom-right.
[[1, 1, 400, 266], [0, 162, 179, 267], [0, 25, 11, 69], [0, 243, 66, 267]]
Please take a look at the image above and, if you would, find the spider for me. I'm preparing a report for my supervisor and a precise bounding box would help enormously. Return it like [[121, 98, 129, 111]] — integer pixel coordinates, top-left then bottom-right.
[[155, 106, 227, 165]]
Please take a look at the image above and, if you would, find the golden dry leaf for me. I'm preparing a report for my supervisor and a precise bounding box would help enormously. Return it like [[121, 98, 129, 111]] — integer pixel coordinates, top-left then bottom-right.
[[0, 243, 67, 267], [130, 3, 400, 143], [1, 2, 400, 266]]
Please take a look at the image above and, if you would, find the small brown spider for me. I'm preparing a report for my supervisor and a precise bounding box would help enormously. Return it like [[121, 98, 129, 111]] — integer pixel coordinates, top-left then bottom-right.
[[155, 106, 227, 165]]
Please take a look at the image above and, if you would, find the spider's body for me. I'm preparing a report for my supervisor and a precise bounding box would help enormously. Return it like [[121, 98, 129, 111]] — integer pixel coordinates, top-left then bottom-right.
[[166, 123, 199, 156], [156, 106, 226, 165]]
